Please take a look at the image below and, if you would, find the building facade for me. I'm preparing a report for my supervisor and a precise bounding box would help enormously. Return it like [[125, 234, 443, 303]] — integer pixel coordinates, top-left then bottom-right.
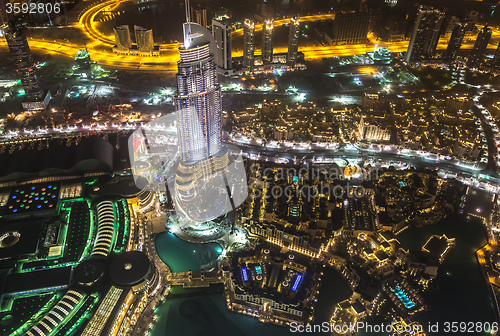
[[331, 12, 370, 45], [1, 22, 43, 102], [262, 19, 274, 64], [191, 6, 208, 27], [212, 18, 232, 70], [287, 16, 300, 66], [405, 6, 445, 63], [444, 22, 466, 63], [175, 24, 222, 162], [243, 19, 255, 68], [468, 26, 492, 68], [134, 26, 154, 53], [114, 25, 132, 53]]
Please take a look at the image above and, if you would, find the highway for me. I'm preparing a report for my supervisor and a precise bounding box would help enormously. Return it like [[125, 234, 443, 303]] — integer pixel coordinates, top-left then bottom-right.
[[3, 2, 500, 70]]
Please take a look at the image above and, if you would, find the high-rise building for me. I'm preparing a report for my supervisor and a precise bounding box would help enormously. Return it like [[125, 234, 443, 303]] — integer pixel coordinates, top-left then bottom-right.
[[494, 42, 500, 67], [173, 19, 236, 240], [444, 22, 466, 63], [258, 0, 276, 20], [191, 6, 208, 27], [176, 24, 222, 163], [1, 22, 42, 102], [405, 6, 445, 63], [212, 18, 232, 70], [331, 12, 370, 45], [243, 19, 255, 68], [114, 25, 132, 53], [134, 26, 154, 53], [287, 16, 300, 66], [468, 26, 492, 68], [214, 8, 231, 20], [262, 19, 274, 64]]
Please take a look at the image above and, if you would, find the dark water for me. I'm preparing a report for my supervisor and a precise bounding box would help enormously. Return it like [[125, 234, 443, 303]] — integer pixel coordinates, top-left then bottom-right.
[[394, 215, 497, 336], [155, 232, 223, 273], [151, 215, 495, 335], [151, 266, 351, 336]]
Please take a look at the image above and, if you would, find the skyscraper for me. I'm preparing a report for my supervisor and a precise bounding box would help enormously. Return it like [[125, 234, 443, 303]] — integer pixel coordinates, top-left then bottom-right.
[[176, 23, 222, 164], [134, 26, 154, 53], [173, 18, 237, 240], [405, 6, 445, 63], [258, 0, 276, 20], [444, 22, 466, 63], [191, 6, 208, 27], [243, 19, 255, 68], [262, 19, 274, 64], [494, 42, 500, 67], [468, 26, 492, 68], [287, 16, 300, 66], [212, 18, 232, 70], [1, 22, 42, 102], [114, 25, 132, 53], [331, 12, 370, 45]]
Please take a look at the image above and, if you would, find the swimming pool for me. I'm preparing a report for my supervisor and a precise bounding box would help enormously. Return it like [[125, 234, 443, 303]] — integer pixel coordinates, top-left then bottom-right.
[[390, 286, 416, 309]]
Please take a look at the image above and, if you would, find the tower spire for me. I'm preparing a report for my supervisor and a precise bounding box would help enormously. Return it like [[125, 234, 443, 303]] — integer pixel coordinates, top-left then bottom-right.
[[185, 0, 191, 34]]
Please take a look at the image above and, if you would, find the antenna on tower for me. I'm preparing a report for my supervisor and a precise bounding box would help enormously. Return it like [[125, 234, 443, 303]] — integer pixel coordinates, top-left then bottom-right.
[[185, 0, 191, 35]]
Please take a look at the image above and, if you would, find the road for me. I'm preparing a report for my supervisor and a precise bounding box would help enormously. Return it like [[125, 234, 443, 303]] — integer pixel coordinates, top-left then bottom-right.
[[4, 3, 500, 70]]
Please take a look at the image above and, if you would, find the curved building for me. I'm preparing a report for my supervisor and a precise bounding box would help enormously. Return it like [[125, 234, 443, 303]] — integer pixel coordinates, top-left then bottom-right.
[[108, 251, 153, 291]]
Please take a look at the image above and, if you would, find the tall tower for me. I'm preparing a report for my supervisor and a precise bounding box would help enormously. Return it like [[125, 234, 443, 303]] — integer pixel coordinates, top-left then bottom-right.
[[444, 22, 466, 63], [176, 24, 222, 162], [243, 19, 255, 68], [494, 42, 500, 67], [114, 25, 132, 53], [287, 16, 300, 66], [468, 26, 492, 68], [212, 18, 232, 70], [1, 22, 42, 102], [405, 6, 445, 63], [134, 26, 154, 53], [262, 19, 274, 64], [190, 5, 208, 27], [172, 6, 237, 240]]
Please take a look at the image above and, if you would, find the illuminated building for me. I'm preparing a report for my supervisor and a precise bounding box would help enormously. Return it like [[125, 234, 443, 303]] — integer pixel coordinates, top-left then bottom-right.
[[287, 16, 300, 66], [175, 23, 222, 162], [113, 25, 132, 53], [134, 26, 154, 53], [212, 18, 232, 70], [262, 19, 274, 64], [405, 6, 445, 63], [75, 49, 92, 69], [422, 234, 455, 263], [173, 17, 230, 240], [468, 25, 492, 68], [1, 22, 43, 102], [385, 0, 397, 7], [243, 19, 255, 68], [444, 22, 466, 63], [331, 12, 370, 45], [227, 245, 320, 326]]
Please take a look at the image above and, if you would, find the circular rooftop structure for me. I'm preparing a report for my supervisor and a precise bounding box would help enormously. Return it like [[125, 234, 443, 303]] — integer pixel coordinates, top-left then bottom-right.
[[108, 251, 152, 287], [0, 232, 20, 248], [74, 259, 106, 287]]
